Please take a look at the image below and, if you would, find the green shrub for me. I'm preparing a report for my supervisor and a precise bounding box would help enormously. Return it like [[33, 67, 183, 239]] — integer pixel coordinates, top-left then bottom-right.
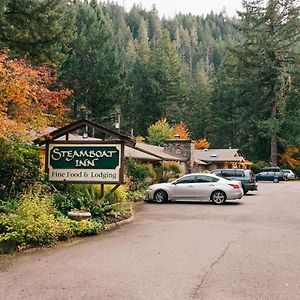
[[52, 187, 87, 215], [0, 198, 18, 213], [127, 189, 146, 202], [71, 219, 104, 236], [81, 184, 132, 218], [125, 158, 154, 190], [0, 139, 41, 199], [52, 184, 132, 221], [125, 158, 153, 182], [155, 161, 182, 182], [0, 185, 107, 247], [0, 187, 64, 246], [294, 167, 300, 178]]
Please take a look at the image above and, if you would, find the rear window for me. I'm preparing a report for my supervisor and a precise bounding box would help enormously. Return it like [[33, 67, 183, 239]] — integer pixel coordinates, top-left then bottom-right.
[[235, 170, 245, 177], [221, 170, 235, 177]]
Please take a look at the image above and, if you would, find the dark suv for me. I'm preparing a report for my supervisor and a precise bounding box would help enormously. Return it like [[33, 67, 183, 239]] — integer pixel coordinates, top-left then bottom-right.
[[211, 169, 258, 194], [255, 171, 286, 183]]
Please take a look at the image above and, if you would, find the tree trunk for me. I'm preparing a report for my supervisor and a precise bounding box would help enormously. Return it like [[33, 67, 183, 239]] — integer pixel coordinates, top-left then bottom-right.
[[271, 133, 278, 166], [270, 90, 278, 166]]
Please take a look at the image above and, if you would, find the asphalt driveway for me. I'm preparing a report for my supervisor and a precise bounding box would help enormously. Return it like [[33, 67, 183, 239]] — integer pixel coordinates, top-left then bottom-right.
[[1, 181, 300, 299]]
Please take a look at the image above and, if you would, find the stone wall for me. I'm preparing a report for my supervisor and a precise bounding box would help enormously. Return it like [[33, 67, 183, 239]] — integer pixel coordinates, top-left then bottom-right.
[[164, 139, 193, 173]]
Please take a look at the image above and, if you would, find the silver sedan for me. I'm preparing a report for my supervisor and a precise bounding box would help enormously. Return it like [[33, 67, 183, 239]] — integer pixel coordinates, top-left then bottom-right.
[[145, 173, 244, 205]]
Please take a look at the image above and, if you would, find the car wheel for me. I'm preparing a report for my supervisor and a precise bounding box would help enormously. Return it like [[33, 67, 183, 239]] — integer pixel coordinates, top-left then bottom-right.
[[211, 191, 226, 205], [273, 178, 279, 183], [242, 186, 248, 195], [154, 190, 168, 203]]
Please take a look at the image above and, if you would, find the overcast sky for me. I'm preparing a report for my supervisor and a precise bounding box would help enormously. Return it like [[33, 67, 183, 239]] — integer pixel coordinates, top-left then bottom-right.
[[113, 0, 244, 18]]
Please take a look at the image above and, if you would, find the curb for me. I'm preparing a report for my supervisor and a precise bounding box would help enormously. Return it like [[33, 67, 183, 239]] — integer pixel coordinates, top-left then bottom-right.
[[105, 214, 134, 231]]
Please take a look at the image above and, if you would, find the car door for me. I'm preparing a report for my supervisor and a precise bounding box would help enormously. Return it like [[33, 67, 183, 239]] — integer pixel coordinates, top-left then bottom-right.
[[257, 171, 268, 181], [172, 175, 196, 199], [267, 171, 275, 181], [192, 175, 219, 200]]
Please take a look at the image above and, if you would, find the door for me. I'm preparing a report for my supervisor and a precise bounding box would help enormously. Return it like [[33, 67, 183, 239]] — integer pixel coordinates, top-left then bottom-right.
[[257, 171, 268, 181], [172, 175, 196, 199], [192, 175, 219, 200]]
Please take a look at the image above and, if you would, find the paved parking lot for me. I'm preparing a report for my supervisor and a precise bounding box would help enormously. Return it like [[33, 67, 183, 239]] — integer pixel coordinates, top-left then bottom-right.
[[1, 181, 300, 299]]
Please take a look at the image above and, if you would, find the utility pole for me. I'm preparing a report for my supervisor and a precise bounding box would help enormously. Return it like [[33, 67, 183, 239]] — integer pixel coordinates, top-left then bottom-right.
[[114, 107, 121, 133]]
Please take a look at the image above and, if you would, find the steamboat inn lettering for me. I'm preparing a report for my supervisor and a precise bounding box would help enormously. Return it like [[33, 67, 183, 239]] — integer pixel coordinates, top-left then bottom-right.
[[48, 143, 122, 183]]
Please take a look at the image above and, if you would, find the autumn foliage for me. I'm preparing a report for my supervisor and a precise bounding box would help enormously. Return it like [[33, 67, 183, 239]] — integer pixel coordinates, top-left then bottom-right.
[[173, 121, 190, 139], [280, 145, 300, 168], [194, 138, 210, 149], [147, 118, 174, 146], [0, 51, 71, 139]]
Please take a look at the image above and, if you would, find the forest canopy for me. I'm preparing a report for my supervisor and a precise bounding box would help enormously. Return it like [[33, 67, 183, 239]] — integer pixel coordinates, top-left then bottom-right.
[[0, 0, 300, 166]]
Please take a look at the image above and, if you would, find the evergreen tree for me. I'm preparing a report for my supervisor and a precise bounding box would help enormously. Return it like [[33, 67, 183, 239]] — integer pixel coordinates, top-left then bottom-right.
[[184, 64, 213, 139], [129, 30, 188, 135], [235, 0, 300, 165], [61, 0, 125, 124], [0, 0, 75, 65], [148, 5, 162, 48], [211, 53, 248, 151]]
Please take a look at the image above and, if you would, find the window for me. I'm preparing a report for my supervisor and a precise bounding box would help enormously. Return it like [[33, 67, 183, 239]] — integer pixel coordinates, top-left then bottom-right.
[[195, 175, 219, 183], [221, 170, 235, 177], [235, 170, 245, 177], [176, 175, 196, 184], [213, 171, 221, 176]]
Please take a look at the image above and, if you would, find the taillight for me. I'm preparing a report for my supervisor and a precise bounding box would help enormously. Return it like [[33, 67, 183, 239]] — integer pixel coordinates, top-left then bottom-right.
[[229, 183, 240, 189], [248, 177, 255, 183]]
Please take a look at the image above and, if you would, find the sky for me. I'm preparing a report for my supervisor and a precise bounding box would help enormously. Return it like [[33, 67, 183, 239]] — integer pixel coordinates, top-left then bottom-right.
[[113, 0, 244, 18]]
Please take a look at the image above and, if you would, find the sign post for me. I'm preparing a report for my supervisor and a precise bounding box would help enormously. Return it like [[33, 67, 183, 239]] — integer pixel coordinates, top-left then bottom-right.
[[34, 119, 136, 196]]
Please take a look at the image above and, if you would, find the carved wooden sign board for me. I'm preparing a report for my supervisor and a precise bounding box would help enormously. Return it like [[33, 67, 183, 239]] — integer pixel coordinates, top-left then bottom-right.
[[34, 119, 135, 184]]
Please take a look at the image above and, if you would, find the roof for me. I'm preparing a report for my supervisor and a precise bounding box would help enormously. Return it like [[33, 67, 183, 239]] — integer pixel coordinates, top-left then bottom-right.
[[33, 127, 185, 162], [33, 119, 135, 147], [133, 142, 187, 162], [125, 146, 161, 161], [193, 148, 244, 163]]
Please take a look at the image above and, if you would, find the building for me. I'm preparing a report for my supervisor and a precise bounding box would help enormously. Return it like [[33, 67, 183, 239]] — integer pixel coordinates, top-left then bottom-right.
[[34, 123, 249, 175], [164, 139, 249, 173]]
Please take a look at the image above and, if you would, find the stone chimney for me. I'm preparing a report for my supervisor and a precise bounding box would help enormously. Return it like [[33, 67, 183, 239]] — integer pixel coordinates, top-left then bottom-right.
[[164, 138, 193, 173]]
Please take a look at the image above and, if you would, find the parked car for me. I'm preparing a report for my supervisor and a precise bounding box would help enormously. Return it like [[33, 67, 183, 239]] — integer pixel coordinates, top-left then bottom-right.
[[260, 166, 281, 172], [280, 169, 296, 180], [145, 173, 244, 205], [255, 171, 286, 183], [211, 169, 257, 194]]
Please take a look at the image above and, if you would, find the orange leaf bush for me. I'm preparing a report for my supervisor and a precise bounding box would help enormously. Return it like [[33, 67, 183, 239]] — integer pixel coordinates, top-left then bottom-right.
[[173, 121, 190, 139], [280, 145, 300, 168], [194, 138, 210, 149]]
